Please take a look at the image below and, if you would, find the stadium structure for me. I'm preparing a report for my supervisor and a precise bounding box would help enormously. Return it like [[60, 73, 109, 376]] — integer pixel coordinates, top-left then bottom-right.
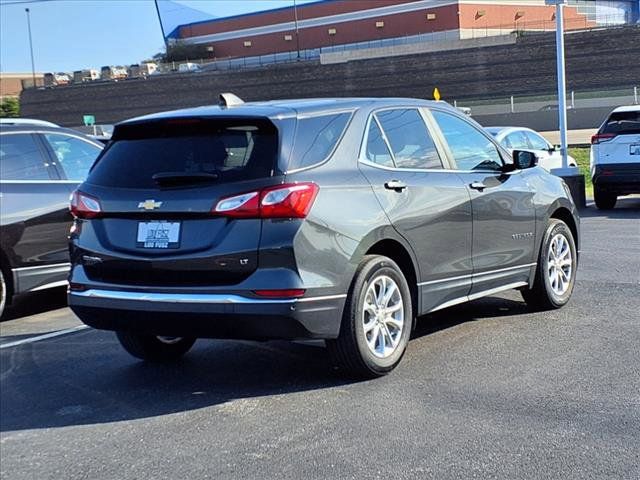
[[167, 0, 640, 59]]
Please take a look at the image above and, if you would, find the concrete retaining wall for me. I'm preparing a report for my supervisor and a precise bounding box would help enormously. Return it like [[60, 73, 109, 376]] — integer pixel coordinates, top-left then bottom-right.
[[20, 26, 640, 128]]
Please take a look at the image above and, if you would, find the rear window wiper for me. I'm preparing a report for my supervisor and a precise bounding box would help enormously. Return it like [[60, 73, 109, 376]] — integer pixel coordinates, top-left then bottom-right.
[[152, 171, 219, 186]]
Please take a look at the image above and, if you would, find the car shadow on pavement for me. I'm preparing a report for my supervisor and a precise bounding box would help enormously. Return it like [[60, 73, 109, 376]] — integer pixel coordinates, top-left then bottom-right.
[[0, 295, 529, 434], [1, 286, 68, 322], [413, 296, 529, 340]]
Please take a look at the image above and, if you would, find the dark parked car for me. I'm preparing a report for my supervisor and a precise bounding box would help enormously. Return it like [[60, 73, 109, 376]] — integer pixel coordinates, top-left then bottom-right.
[[0, 124, 103, 317], [68, 97, 579, 377]]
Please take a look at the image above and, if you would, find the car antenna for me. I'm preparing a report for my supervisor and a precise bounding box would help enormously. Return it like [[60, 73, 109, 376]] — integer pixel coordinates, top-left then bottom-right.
[[219, 93, 244, 108]]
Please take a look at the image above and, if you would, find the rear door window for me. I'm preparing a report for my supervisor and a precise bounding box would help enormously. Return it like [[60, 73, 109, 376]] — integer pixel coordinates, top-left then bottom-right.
[[44, 133, 102, 181], [375, 109, 443, 169], [0, 133, 52, 180], [365, 118, 394, 167], [601, 111, 640, 135], [87, 119, 279, 188]]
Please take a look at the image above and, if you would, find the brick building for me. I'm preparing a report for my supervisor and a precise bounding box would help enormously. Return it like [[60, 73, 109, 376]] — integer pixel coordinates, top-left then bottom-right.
[[0, 73, 44, 99], [169, 0, 640, 59]]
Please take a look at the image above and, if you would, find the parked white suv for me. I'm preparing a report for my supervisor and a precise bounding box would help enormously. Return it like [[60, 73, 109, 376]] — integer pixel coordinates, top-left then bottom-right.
[[590, 106, 640, 209]]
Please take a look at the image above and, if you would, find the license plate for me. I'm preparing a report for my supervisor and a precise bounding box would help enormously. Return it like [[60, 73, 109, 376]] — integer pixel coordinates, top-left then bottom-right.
[[631, 144, 640, 155], [136, 221, 181, 249]]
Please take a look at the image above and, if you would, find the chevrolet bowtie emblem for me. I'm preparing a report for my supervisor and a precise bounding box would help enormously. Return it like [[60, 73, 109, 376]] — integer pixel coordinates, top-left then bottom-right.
[[138, 199, 163, 210]]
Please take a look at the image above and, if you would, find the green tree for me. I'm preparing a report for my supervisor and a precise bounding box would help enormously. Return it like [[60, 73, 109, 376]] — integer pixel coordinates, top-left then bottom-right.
[[154, 41, 213, 63], [0, 97, 20, 118]]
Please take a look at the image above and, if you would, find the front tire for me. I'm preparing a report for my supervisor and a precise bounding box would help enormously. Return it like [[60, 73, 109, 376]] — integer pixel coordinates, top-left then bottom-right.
[[327, 255, 413, 378], [116, 331, 196, 361], [522, 219, 577, 310], [594, 186, 616, 210]]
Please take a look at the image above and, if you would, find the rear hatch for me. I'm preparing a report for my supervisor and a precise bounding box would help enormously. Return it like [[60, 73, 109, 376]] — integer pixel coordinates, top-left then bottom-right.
[[76, 116, 282, 287], [593, 109, 640, 166]]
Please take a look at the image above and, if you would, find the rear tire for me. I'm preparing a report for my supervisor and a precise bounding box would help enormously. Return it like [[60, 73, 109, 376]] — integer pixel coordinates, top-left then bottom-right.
[[116, 331, 196, 361], [327, 255, 413, 378], [521, 219, 577, 310], [594, 186, 617, 210]]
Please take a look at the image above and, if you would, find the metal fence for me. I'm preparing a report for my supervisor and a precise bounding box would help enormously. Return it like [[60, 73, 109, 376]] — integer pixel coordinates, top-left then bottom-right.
[[454, 86, 640, 116]]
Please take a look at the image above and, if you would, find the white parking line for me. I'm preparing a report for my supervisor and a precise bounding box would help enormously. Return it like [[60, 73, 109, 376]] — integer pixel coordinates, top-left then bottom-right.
[[0, 325, 89, 349]]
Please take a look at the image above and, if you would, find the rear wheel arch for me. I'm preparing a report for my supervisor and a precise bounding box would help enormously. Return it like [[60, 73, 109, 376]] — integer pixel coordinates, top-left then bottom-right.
[[365, 239, 419, 321]]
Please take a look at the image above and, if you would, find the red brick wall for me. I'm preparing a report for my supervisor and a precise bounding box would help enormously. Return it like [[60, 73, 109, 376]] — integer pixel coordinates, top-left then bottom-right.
[[197, 5, 460, 59], [178, 1, 596, 59], [180, 0, 415, 38], [458, 4, 597, 31]]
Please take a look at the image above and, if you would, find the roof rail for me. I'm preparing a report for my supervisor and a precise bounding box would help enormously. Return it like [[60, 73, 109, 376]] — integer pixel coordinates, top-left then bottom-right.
[[219, 93, 244, 108]]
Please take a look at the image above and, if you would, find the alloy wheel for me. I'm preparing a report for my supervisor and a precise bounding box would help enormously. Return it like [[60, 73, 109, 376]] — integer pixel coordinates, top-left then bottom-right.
[[547, 233, 573, 296], [362, 275, 404, 358]]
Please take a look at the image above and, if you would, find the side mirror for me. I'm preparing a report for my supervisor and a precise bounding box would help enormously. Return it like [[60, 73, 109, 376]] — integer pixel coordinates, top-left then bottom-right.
[[512, 150, 537, 169]]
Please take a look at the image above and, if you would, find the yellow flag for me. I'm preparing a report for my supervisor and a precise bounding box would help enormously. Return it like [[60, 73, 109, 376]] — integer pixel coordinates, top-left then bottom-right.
[[433, 88, 441, 101]]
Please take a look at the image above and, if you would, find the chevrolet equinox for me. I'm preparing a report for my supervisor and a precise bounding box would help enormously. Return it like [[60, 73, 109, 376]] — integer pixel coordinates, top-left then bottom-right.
[[68, 96, 579, 377]]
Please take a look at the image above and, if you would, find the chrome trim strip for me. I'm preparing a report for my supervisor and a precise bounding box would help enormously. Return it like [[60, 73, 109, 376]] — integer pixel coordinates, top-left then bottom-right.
[[467, 281, 528, 301], [13, 262, 71, 272], [30, 280, 69, 292], [427, 281, 528, 314], [418, 272, 472, 287], [70, 289, 346, 305], [297, 294, 347, 303], [473, 263, 537, 277], [417, 263, 536, 287]]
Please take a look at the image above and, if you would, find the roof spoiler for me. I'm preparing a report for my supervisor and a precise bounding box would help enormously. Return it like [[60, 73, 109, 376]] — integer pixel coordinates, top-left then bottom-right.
[[219, 93, 244, 108]]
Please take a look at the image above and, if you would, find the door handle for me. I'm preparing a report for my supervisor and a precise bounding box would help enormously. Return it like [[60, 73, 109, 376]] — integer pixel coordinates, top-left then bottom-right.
[[384, 180, 407, 191], [469, 181, 486, 191]]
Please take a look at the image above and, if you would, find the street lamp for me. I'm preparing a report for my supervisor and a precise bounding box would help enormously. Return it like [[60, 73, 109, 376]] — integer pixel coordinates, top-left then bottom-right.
[[25, 8, 36, 88], [293, 0, 301, 60], [546, 0, 583, 207], [545, 0, 574, 174]]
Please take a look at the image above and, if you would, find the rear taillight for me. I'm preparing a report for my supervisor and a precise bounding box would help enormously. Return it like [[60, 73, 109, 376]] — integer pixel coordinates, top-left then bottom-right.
[[591, 133, 616, 144], [70, 190, 102, 219], [213, 183, 319, 219]]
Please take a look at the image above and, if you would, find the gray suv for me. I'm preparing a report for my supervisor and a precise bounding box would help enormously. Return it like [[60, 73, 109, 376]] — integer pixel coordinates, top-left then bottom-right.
[[68, 97, 579, 377]]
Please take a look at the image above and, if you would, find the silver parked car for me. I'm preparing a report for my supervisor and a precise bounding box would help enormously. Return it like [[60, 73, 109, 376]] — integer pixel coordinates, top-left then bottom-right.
[[486, 126, 577, 171]]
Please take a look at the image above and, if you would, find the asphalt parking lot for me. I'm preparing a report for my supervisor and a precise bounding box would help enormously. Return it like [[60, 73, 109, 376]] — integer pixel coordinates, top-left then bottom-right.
[[1, 198, 639, 480]]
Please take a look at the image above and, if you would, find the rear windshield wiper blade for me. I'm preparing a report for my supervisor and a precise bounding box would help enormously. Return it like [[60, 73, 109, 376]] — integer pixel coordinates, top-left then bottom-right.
[[152, 172, 219, 186]]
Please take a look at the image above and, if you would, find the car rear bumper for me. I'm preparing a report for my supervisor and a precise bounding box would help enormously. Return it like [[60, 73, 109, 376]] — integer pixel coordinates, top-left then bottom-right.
[[68, 289, 346, 340], [592, 163, 640, 194]]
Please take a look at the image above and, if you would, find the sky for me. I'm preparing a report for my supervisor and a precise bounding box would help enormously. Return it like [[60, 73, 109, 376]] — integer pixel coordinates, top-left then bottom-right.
[[0, 0, 315, 73]]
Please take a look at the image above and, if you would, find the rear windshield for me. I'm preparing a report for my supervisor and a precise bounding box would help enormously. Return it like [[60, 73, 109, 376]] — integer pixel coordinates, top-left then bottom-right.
[[600, 111, 640, 135], [87, 118, 278, 188], [287, 112, 351, 170]]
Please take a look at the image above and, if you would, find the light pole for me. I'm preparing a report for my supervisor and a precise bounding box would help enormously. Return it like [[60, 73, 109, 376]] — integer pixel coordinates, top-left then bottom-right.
[[293, 0, 301, 60], [546, 0, 575, 174], [25, 8, 36, 88], [154, 0, 168, 51], [546, 0, 583, 208]]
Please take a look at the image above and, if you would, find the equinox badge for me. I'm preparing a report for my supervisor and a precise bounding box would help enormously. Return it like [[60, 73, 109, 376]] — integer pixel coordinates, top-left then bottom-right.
[[138, 199, 163, 210]]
